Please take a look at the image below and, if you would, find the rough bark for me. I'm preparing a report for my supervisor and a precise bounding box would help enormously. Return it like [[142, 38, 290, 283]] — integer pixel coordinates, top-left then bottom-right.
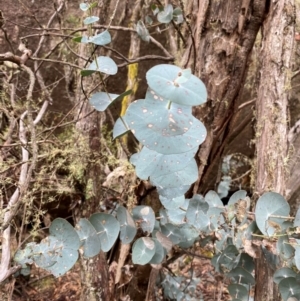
[[254, 0, 295, 300], [181, 0, 267, 194], [73, 1, 112, 300]]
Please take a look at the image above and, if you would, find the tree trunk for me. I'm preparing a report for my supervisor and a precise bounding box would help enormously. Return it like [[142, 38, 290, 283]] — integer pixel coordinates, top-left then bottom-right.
[[254, 0, 295, 300], [181, 0, 267, 194]]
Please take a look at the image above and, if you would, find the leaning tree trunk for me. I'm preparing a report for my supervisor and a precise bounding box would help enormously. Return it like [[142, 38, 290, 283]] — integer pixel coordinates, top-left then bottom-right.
[[254, 0, 295, 300]]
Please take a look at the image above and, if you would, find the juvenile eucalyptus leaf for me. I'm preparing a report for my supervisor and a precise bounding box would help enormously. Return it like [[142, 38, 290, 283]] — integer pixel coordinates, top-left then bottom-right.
[[161, 223, 181, 244], [84, 56, 118, 76], [255, 192, 290, 236], [79, 3, 90, 11], [132, 237, 156, 265], [294, 246, 300, 271], [174, 68, 192, 84], [217, 176, 231, 198], [130, 146, 197, 181], [165, 206, 186, 225], [219, 245, 240, 271], [45, 248, 78, 278], [146, 64, 207, 106], [90, 30, 111, 45], [228, 190, 248, 206], [159, 195, 185, 210], [159, 208, 168, 225], [157, 185, 191, 199], [14, 242, 36, 267], [173, 7, 184, 24], [113, 117, 130, 139], [274, 268, 297, 284], [148, 239, 165, 264], [89, 213, 120, 252], [75, 218, 101, 258], [294, 208, 300, 227], [237, 253, 254, 273], [177, 224, 199, 248], [83, 16, 99, 25], [90, 92, 119, 111], [155, 231, 173, 252], [186, 195, 210, 231], [50, 218, 81, 250], [277, 234, 295, 261], [227, 267, 255, 285], [157, 4, 173, 24], [278, 277, 300, 301], [136, 20, 150, 42], [124, 98, 206, 154], [228, 284, 249, 301], [32, 238, 58, 268], [117, 206, 137, 244], [132, 205, 155, 233]]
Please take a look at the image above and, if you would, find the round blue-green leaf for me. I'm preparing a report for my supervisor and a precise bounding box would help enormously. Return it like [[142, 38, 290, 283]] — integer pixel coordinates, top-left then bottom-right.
[[274, 268, 297, 284], [227, 267, 255, 285], [80, 3, 90, 11], [136, 20, 150, 42], [132, 237, 156, 265], [146, 64, 207, 106], [186, 195, 210, 231], [237, 253, 254, 273], [161, 223, 181, 244], [117, 206, 137, 244], [90, 30, 111, 46], [217, 176, 231, 198], [14, 242, 36, 267], [130, 146, 197, 180], [32, 237, 58, 268], [278, 277, 300, 300], [45, 247, 78, 277], [228, 284, 249, 301], [132, 205, 155, 233], [75, 218, 101, 258], [173, 7, 184, 24], [277, 234, 294, 261], [177, 224, 199, 248], [50, 218, 80, 250], [155, 231, 173, 252], [219, 245, 240, 270], [228, 190, 247, 205], [113, 117, 130, 139], [124, 101, 206, 154], [149, 239, 165, 264], [165, 207, 186, 225], [255, 192, 290, 236], [205, 190, 224, 208], [159, 195, 185, 210], [159, 208, 168, 225], [206, 204, 225, 231], [152, 159, 198, 188], [157, 185, 191, 199], [124, 93, 195, 142], [157, 4, 173, 24], [83, 16, 99, 25], [174, 68, 192, 84], [86, 56, 118, 75], [294, 208, 300, 227], [89, 213, 120, 252], [91, 92, 118, 111], [295, 246, 300, 270], [89, 92, 119, 111]]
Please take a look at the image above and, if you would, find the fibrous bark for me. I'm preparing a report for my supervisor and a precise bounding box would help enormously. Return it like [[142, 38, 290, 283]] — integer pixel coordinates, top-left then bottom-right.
[[254, 0, 295, 300]]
